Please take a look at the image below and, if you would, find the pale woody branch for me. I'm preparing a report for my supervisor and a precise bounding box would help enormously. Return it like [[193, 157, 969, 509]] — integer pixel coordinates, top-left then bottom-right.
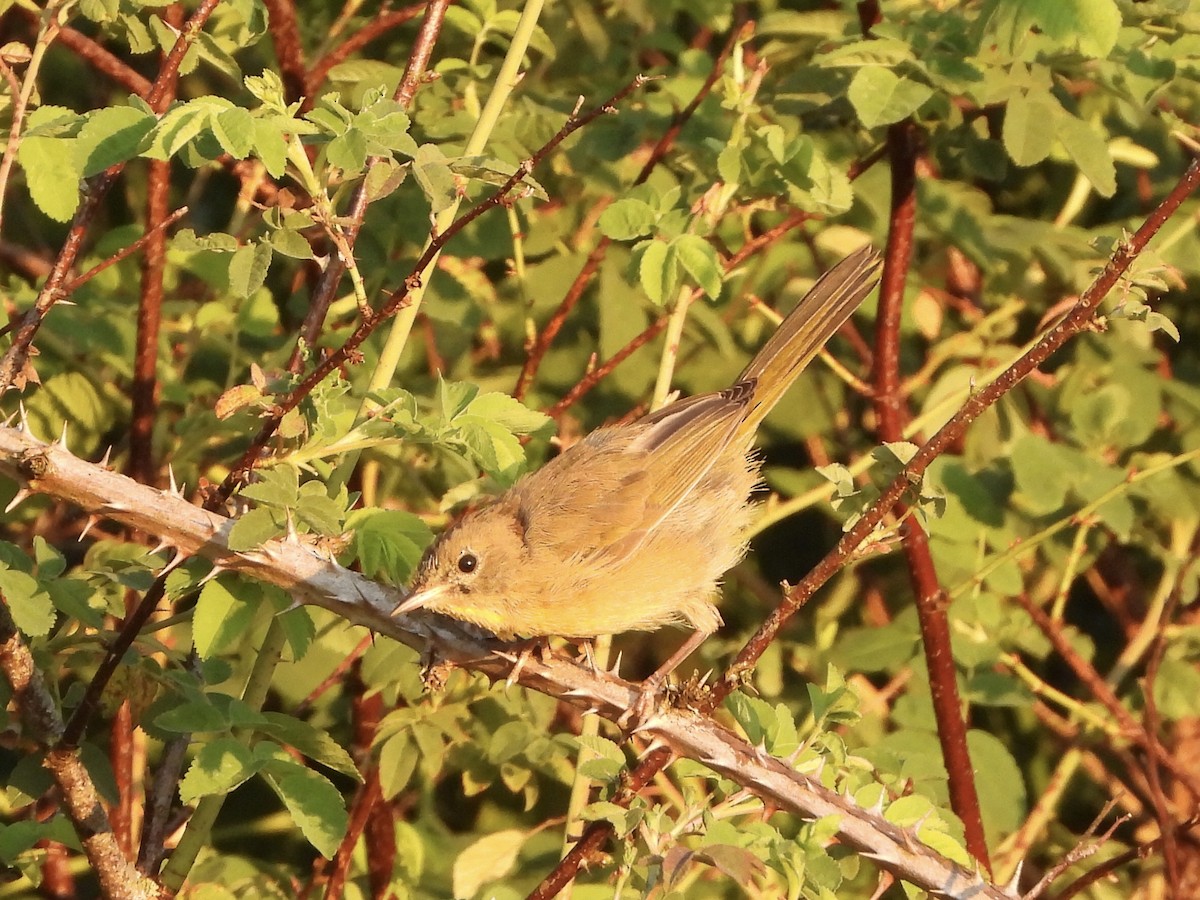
[[0, 423, 1011, 900]]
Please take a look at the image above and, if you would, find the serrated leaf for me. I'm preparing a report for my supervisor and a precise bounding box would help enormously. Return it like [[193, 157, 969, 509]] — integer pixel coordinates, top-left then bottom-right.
[[1003, 92, 1059, 166], [155, 699, 230, 733], [251, 118, 289, 176], [452, 830, 525, 899], [455, 416, 526, 483], [1056, 114, 1116, 197], [193, 577, 259, 658], [672, 234, 722, 298], [75, 105, 155, 177], [226, 507, 285, 551], [598, 198, 658, 240], [462, 392, 552, 435], [269, 766, 348, 859], [848, 67, 932, 128], [0, 567, 54, 637], [412, 143, 457, 213], [179, 738, 257, 804], [293, 485, 345, 535], [19, 134, 82, 221], [346, 509, 432, 583], [241, 467, 300, 507], [275, 603, 316, 660], [364, 157, 408, 202], [212, 106, 255, 158], [378, 734, 418, 799], [269, 227, 313, 260], [258, 712, 361, 780], [227, 241, 273, 298], [639, 239, 677, 306]]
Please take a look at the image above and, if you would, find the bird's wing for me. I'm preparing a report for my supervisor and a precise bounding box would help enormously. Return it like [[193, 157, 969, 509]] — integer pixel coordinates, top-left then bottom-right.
[[511, 379, 751, 573]]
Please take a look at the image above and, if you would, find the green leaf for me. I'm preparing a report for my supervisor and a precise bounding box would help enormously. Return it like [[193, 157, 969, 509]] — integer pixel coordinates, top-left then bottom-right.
[[227, 241, 273, 298], [346, 509, 433, 583], [75, 105, 156, 177], [268, 766, 348, 859], [848, 67, 932, 128], [363, 158, 408, 202], [0, 567, 54, 637], [155, 699, 229, 733], [294, 481, 346, 535], [193, 577, 259, 658], [1034, 0, 1121, 58], [179, 738, 257, 804], [251, 117, 289, 177], [227, 507, 285, 551], [639, 239, 678, 306], [212, 106, 255, 158], [378, 734, 418, 799], [598, 198, 658, 240], [19, 133, 82, 222], [270, 227, 314, 260], [672, 234, 722, 299], [452, 830, 526, 900], [454, 416, 526, 483], [275, 602, 316, 661], [241, 467, 300, 507], [462, 392, 552, 435], [1003, 92, 1059, 166], [412, 143, 457, 213], [968, 730, 1026, 837], [1056, 114, 1116, 197], [575, 735, 626, 782], [258, 712, 361, 780]]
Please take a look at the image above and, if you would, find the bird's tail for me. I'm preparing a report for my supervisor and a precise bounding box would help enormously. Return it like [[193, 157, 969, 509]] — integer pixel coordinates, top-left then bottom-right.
[[736, 244, 883, 437]]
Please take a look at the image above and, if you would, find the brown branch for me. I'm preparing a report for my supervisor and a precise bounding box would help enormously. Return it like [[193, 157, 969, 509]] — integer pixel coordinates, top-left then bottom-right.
[[60, 575, 173, 750], [287, 0, 451, 374], [1052, 815, 1200, 900], [1012, 591, 1200, 800], [61, 206, 189, 296], [870, 117, 989, 870], [0, 0, 221, 394], [543, 316, 669, 419], [0, 423, 1012, 900], [127, 170, 178, 486], [0, 599, 159, 899], [263, 0, 308, 103], [307, 4, 429, 101], [529, 151, 1200, 898], [49, 22, 154, 97], [513, 19, 747, 401], [225, 75, 650, 501]]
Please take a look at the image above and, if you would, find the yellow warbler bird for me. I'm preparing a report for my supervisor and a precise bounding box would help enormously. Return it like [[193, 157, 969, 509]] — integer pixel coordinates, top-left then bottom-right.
[[396, 245, 882, 700]]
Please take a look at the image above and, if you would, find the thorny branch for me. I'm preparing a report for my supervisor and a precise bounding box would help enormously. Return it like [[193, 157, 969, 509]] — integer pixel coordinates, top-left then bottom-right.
[[219, 74, 652, 501], [0, 423, 1008, 900], [528, 153, 1200, 897], [0, 0, 222, 394]]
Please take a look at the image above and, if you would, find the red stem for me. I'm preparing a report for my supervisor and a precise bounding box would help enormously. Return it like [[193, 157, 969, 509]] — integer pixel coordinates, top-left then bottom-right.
[[527, 150, 1200, 900]]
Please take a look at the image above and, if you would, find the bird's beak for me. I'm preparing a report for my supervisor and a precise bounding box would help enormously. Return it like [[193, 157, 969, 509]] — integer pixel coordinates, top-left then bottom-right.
[[392, 584, 448, 617]]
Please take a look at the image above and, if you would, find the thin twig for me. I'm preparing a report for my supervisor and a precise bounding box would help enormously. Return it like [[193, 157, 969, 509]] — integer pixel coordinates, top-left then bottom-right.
[[223, 75, 651, 501], [307, 4, 428, 101], [287, 0, 451, 373], [61, 207, 189, 296], [0, 0, 221, 394], [527, 152, 1200, 898], [513, 19, 748, 401]]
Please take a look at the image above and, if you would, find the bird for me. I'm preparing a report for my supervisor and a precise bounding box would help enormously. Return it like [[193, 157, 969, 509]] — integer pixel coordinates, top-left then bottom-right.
[[394, 245, 882, 712]]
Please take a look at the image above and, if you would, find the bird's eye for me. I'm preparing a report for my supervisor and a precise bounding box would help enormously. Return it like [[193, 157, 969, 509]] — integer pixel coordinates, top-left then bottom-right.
[[457, 552, 478, 574]]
